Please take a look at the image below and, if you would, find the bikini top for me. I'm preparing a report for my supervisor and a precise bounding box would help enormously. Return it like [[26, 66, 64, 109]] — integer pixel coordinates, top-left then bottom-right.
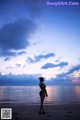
[[39, 82, 46, 91]]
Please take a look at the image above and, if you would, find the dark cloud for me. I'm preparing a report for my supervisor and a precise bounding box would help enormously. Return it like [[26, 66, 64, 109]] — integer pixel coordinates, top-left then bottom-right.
[[27, 53, 55, 63], [24, 0, 44, 19], [55, 57, 61, 62], [17, 51, 26, 55], [0, 18, 37, 56], [16, 64, 21, 68], [46, 64, 80, 85], [55, 59, 60, 62], [3, 51, 26, 61], [57, 64, 80, 78], [58, 62, 68, 68], [67, 64, 80, 75], [56, 72, 66, 78], [41, 63, 55, 69], [41, 62, 68, 69], [0, 0, 43, 27], [7, 64, 21, 69], [4, 57, 11, 61], [0, 74, 39, 85], [0, 50, 17, 57], [7, 67, 14, 69]]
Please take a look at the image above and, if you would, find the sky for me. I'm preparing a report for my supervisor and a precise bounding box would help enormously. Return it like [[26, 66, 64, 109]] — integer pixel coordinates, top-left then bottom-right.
[[0, 0, 80, 84]]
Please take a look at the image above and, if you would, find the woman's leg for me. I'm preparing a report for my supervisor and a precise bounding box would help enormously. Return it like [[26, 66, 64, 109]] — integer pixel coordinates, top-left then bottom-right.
[[39, 93, 45, 114]]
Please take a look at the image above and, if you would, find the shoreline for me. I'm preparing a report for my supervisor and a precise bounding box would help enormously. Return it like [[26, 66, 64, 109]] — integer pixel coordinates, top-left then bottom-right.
[[0, 101, 80, 105]]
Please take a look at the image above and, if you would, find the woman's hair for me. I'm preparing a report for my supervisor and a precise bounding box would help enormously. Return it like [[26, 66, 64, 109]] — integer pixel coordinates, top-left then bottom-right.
[[39, 77, 44, 82]]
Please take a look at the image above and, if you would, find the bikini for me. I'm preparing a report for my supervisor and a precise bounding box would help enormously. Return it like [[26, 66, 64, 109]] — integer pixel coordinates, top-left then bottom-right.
[[39, 82, 46, 96], [39, 90, 45, 96]]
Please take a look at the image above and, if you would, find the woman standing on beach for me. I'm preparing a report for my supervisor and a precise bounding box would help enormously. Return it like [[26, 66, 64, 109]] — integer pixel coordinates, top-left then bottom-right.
[[39, 77, 48, 114]]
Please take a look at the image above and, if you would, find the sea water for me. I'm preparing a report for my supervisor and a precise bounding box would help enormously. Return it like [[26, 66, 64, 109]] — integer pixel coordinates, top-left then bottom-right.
[[0, 85, 80, 105]]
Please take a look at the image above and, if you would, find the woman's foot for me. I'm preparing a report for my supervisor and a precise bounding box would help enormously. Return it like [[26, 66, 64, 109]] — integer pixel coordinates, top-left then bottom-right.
[[39, 111, 45, 114], [42, 111, 45, 114]]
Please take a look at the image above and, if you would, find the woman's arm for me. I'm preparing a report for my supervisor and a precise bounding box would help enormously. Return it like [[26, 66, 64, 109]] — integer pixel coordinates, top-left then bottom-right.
[[42, 83, 48, 97], [45, 89, 48, 97]]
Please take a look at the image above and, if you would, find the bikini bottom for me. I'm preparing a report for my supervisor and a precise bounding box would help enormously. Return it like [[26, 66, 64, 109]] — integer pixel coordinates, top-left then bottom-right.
[[39, 91, 45, 96]]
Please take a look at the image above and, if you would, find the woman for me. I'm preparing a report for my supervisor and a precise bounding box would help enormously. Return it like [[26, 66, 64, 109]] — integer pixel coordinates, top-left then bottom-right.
[[39, 77, 48, 114]]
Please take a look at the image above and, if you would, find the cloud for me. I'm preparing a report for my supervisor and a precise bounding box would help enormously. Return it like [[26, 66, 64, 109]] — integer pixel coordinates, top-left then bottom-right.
[[67, 64, 80, 75], [56, 72, 66, 78], [58, 62, 68, 68], [46, 64, 80, 85], [17, 51, 26, 55], [7, 64, 21, 69], [3, 51, 26, 61], [55, 57, 61, 62], [0, 18, 37, 57], [0, 0, 43, 28], [0, 50, 17, 57], [24, 0, 43, 19], [56, 64, 80, 78], [27, 53, 55, 63], [7, 67, 14, 69], [0, 74, 39, 85], [16, 64, 21, 68], [41, 62, 68, 69], [4, 57, 11, 61], [41, 63, 55, 69]]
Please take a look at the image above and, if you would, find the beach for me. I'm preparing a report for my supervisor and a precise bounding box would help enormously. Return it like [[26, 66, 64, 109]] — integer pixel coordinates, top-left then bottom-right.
[[0, 103, 80, 120]]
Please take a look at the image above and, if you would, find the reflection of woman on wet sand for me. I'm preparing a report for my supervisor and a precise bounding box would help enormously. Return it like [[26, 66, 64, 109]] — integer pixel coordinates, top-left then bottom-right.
[[39, 77, 48, 114]]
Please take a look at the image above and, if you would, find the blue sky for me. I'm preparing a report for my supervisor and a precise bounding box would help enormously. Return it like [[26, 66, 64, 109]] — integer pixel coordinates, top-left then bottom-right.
[[0, 0, 80, 84]]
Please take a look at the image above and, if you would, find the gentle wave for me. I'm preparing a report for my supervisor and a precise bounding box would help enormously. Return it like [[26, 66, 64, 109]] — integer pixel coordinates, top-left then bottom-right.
[[0, 85, 80, 105]]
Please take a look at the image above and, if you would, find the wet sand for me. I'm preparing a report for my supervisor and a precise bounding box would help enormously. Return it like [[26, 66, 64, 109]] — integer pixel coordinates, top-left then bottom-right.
[[0, 103, 80, 120]]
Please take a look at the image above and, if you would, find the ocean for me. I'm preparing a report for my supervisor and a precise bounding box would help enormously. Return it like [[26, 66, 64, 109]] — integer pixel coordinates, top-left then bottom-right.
[[0, 85, 80, 105]]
